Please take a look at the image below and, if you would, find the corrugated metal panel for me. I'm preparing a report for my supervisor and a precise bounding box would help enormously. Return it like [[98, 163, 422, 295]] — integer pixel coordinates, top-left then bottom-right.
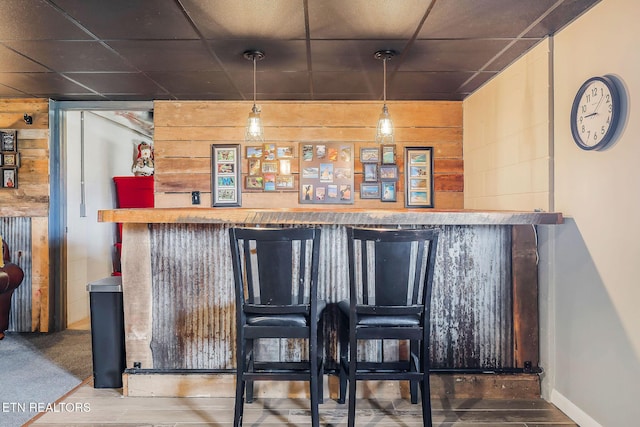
[[0, 217, 32, 332], [147, 224, 513, 370]]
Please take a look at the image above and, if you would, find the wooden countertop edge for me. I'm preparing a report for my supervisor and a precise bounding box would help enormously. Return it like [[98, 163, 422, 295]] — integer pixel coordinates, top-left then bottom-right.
[[98, 208, 563, 225]]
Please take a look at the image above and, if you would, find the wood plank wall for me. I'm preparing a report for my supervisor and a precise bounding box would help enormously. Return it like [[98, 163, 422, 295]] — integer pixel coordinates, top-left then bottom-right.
[[0, 98, 50, 331], [154, 101, 463, 209]]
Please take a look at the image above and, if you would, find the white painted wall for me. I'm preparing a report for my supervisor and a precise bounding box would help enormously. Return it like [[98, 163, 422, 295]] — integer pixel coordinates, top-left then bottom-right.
[[464, 0, 640, 425], [65, 111, 148, 326], [463, 39, 552, 211]]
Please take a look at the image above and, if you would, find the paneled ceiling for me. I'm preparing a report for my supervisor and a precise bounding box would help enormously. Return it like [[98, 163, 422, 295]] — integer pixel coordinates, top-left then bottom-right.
[[0, 0, 600, 101]]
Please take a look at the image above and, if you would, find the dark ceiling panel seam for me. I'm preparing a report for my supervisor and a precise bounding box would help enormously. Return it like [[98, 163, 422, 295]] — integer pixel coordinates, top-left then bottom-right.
[[456, 0, 565, 93], [46, 0, 173, 99], [303, 0, 314, 99], [175, 0, 244, 100]]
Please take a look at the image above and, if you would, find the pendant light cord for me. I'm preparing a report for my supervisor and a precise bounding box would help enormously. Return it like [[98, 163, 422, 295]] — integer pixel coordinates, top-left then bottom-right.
[[253, 55, 257, 109], [383, 56, 387, 104]]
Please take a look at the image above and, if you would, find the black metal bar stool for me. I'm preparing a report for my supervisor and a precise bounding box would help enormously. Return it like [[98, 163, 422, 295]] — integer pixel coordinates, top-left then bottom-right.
[[338, 227, 439, 427], [229, 227, 324, 427]]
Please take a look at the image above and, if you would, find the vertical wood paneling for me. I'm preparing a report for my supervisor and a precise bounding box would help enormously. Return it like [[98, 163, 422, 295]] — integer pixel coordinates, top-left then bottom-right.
[[0, 98, 50, 332], [146, 224, 513, 371], [153, 101, 463, 210]]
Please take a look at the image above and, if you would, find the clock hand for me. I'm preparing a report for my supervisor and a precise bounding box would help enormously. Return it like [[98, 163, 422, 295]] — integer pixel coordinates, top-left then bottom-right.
[[584, 112, 597, 118]]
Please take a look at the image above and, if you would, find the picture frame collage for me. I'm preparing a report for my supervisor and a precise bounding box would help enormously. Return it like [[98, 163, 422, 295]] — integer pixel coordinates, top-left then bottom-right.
[[359, 144, 398, 202], [245, 143, 296, 192], [299, 142, 354, 204], [0, 130, 18, 189]]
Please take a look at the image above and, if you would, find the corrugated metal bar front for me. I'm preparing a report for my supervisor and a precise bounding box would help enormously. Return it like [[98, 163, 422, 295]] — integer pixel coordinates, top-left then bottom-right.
[[147, 224, 513, 370], [0, 216, 32, 332]]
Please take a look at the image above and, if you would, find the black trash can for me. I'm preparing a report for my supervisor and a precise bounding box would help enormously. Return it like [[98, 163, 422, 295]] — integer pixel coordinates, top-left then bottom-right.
[[86, 276, 126, 388]]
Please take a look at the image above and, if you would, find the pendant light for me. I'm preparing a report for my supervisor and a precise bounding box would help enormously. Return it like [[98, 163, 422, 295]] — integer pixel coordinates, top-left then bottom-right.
[[374, 50, 396, 144], [244, 50, 265, 142]]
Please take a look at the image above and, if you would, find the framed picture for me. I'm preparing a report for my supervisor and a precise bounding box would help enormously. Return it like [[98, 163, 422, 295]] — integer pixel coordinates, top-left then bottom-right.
[[277, 146, 294, 158], [2, 168, 17, 188], [275, 175, 295, 189], [1, 130, 16, 151], [245, 176, 264, 190], [211, 144, 241, 207], [2, 153, 17, 167], [381, 145, 396, 164], [246, 146, 263, 158], [363, 163, 378, 182], [381, 181, 396, 202], [404, 146, 434, 208], [360, 147, 380, 163], [379, 164, 398, 181], [360, 183, 381, 199]]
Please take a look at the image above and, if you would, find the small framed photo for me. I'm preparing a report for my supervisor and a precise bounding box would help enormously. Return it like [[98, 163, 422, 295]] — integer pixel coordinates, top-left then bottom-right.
[[381, 145, 396, 164], [379, 164, 398, 181], [360, 183, 381, 199], [363, 163, 378, 182], [262, 161, 278, 174], [360, 147, 380, 163], [3, 153, 16, 166], [277, 146, 294, 158], [211, 144, 241, 207], [404, 146, 434, 208], [279, 159, 291, 175], [246, 146, 263, 158], [1, 130, 16, 151], [2, 168, 17, 188], [381, 181, 396, 202], [263, 143, 276, 160], [248, 158, 261, 176], [245, 176, 264, 190], [276, 175, 295, 189]]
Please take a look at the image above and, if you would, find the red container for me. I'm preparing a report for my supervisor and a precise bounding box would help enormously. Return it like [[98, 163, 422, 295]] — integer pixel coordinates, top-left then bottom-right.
[[113, 176, 154, 208], [113, 176, 154, 243]]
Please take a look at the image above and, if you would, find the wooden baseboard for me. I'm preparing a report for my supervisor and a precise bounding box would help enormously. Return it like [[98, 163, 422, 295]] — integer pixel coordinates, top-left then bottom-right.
[[123, 372, 540, 400]]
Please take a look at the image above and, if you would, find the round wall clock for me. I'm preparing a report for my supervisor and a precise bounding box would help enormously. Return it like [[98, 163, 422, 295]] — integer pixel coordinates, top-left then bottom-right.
[[570, 75, 623, 151]]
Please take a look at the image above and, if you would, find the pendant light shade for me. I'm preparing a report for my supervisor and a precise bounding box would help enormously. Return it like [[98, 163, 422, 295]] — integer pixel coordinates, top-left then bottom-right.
[[375, 50, 396, 144], [244, 50, 265, 142]]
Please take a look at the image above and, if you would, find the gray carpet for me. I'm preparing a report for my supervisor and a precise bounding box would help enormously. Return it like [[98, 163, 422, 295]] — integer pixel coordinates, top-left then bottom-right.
[[0, 330, 92, 427]]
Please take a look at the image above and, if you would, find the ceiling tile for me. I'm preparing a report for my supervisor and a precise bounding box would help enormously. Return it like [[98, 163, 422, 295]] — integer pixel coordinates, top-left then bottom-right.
[[525, 0, 601, 37], [0, 44, 48, 72], [0, 0, 92, 40], [0, 82, 29, 97], [63, 72, 168, 95], [2, 41, 135, 72], [108, 41, 221, 72], [52, 0, 198, 39], [183, 0, 306, 39], [310, 40, 406, 72], [146, 71, 238, 95], [388, 71, 475, 96], [0, 72, 94, 96], [419, 0, 557, 38], [308, 0, 429, 39], [312, 71, 377, 96], [209, 40, 308, 72], [402, 39, 511, 71]]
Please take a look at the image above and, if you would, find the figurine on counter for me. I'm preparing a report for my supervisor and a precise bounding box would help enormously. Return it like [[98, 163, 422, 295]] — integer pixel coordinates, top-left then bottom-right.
[[132, 141, 154, 176]]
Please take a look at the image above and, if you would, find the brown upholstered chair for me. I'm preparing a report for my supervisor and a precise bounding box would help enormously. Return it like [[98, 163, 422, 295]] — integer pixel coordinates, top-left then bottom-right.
[[0, 239, 25, 340]]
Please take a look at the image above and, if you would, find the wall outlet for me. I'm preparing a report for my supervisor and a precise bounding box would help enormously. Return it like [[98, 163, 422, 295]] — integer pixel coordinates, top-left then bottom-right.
[[191, 191, 201, 205]]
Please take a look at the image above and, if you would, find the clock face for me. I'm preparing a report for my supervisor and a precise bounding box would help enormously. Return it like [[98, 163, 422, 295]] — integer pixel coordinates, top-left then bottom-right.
[[570, 76, 621, 151]]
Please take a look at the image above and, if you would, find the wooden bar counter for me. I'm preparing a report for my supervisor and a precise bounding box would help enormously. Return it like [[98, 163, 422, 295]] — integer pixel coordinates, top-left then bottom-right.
[[98, 208, 562, 398]]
